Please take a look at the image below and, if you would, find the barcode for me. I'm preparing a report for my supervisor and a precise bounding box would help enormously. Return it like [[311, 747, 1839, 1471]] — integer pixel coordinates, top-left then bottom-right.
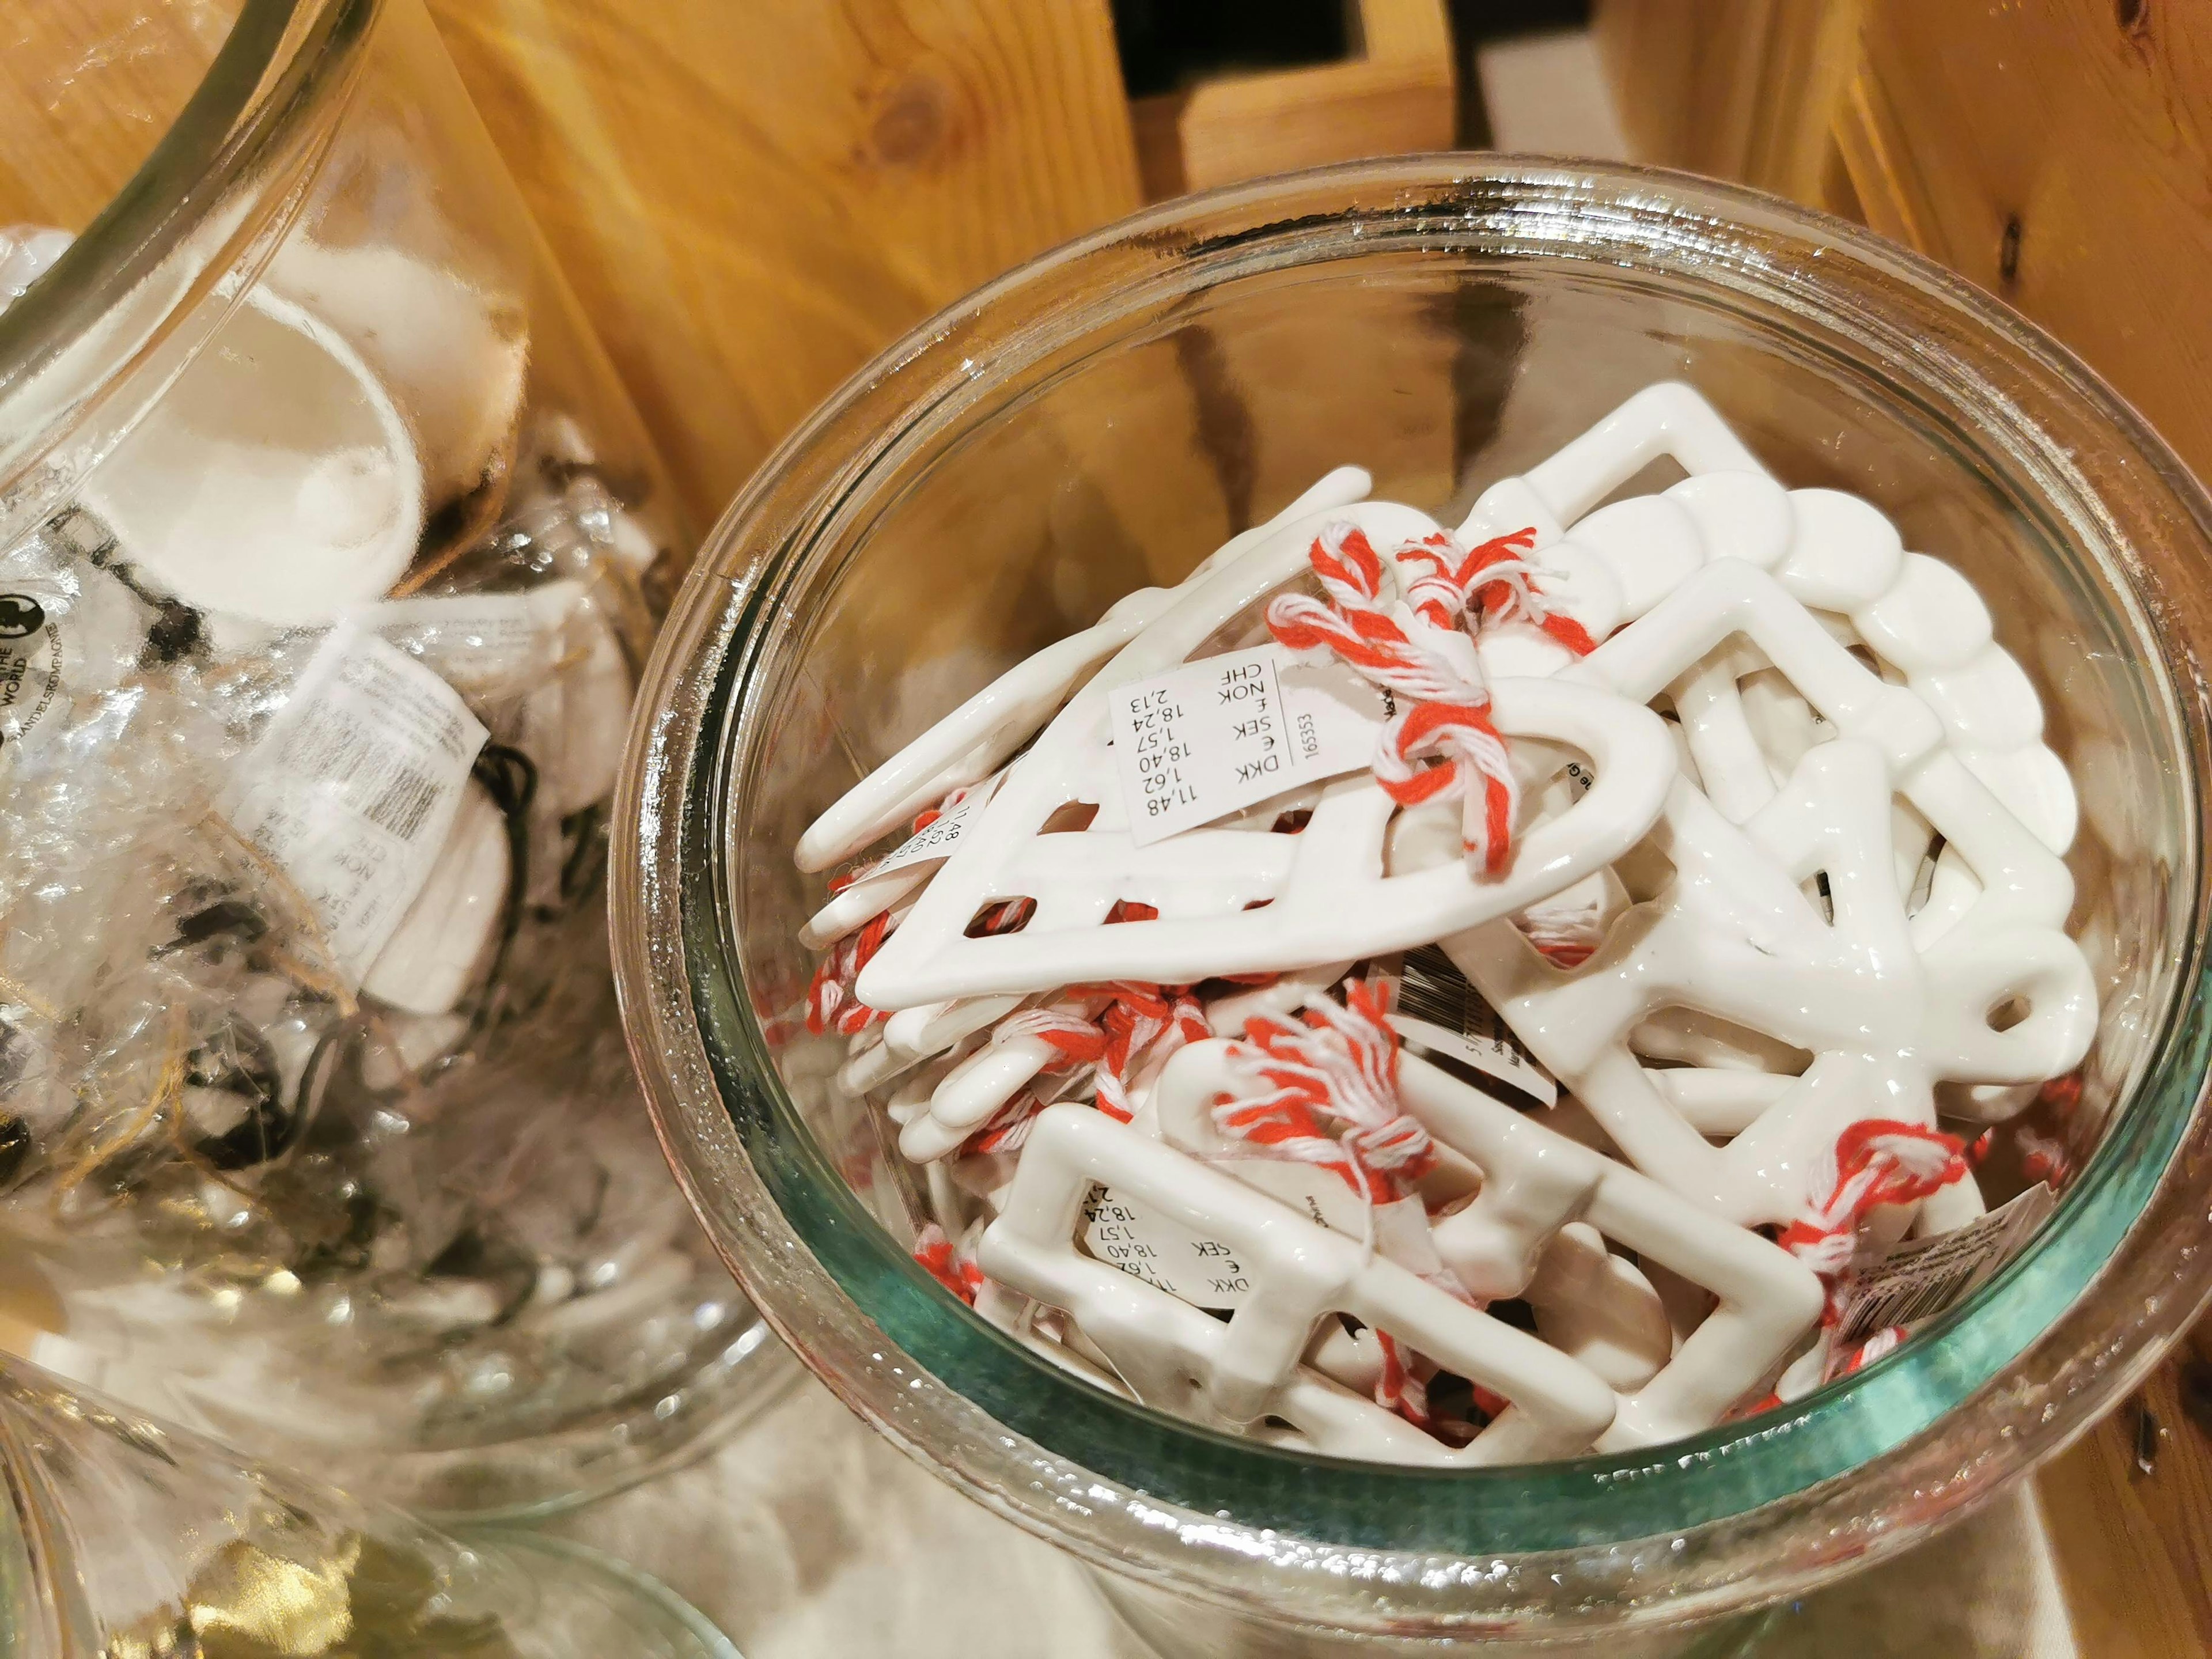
[[1834, 1183, 2054, 1344], [1393, 945, 1556, 1108], [282, 712, 442, 842], [1400, 945, 1475, 1029], [1839, 1271, 1969, 1340], [363, 764, 442, 839]]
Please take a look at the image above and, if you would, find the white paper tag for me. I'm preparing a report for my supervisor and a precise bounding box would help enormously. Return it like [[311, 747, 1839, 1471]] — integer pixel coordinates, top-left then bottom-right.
[[0, 588, 65, 763], [1835, 1181, 2056, 1343], [224, 623, 488, 986], [354, 582, 582, 697], [869, 770, 1006, 878], [1392, 946, 1558, 1107], [1109, 643, 1389, 847], [1083, 1167, 1427, 1311], [1082, 1185, 1256, 1309]]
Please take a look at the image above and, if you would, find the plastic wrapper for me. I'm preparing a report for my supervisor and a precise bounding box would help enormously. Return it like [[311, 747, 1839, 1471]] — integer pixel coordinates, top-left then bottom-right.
[[0, 252, 753, 1491]]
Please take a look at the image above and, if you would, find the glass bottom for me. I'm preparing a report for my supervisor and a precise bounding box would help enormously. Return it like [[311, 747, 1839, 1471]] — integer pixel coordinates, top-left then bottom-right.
[[24, 1304, 800, 1520], [452, 1530, 747, 1659], [1088, 1567, 1784, 1657], [410, 1320, 801, 1521]]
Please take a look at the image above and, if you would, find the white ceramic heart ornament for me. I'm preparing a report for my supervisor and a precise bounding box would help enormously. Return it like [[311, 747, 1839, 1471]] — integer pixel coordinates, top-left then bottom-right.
[[851, 502, 1678, 1008]]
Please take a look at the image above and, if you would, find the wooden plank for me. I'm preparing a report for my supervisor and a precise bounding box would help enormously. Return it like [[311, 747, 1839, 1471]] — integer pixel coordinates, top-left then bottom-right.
[[1595, 0, 1774, 187], [1837, 0, 2212, 487], [1593, 0, 1861, 206], [1628, 0, 2212, 495], [1829, 61, 1946, 256], [0, 0, 230, 229], [2037, 1341, 2212, 1658], [426, 0, 1146, 528], [1131, 0, 1453, 200]]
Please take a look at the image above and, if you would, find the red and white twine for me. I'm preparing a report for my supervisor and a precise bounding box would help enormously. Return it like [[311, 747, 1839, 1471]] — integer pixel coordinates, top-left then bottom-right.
[[958, 981, 1210, 1157], [1779, 1118, 1971, 1285], [805, 907, 893, 1036], [1215, 976, 1434, 1205], [914, 1222, 984, 1305], [1266, 521, 1590, 876], [1513, 899, 1607, 969], [1777, 1116, 1971, 1385], [1398, 526, 1597, 655], [1213, 976, 1487, 1433]]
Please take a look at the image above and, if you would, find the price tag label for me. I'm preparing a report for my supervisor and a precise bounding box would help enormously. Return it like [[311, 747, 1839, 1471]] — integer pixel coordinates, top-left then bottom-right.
[[1393, 946, 1558, 1107], [1081, 1185, 1255, 1309], [355, 581, 582, 696], [868, 771, 1004, 877], [1835, 1181, 2056, 1343], [224, 623, 487, 986], [1108, 643, 1387, 847]]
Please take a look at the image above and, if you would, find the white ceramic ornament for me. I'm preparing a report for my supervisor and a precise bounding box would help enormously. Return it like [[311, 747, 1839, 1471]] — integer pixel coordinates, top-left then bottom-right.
[[1478, 388, 2078, 1136], [1416, 560, 2095, 1225], [266, 240, 528, 516], [977, 1039, 1822, 1460], [1436, 381, 2086, 1152], [77, 287, 427, 628], [849, 499, 1677, 1009], [1439, 383, 2075, 859], [361, 779, 510, 1017], [797, 465, 1374, 872], [978, 1101, 1622, 1464], [1148, 1039, 1823, 1449], [518, 585, 635, 817]]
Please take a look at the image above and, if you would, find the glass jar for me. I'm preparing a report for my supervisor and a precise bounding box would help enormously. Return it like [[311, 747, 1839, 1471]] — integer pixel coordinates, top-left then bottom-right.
[[0, 1357, 740, 1658], [0, 0, 789, 1516], [616, 159, 2212, 1650]]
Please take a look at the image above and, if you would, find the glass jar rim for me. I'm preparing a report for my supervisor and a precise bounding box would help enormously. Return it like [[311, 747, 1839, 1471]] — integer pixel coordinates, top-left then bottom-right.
[[0, 0, 376, 514], [619, 156, 2212, 1631]]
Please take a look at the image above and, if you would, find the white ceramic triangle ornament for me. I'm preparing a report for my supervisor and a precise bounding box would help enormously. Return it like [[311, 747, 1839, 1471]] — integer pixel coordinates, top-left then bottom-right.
[[851, 502, 1678, 1009], [797, 466, 1376, 873]]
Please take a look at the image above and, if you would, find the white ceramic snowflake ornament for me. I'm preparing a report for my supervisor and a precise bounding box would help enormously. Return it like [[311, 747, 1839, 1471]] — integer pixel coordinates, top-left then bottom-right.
[[1418, 562, 2096, 1226], [1440, 384, 2075, 861]]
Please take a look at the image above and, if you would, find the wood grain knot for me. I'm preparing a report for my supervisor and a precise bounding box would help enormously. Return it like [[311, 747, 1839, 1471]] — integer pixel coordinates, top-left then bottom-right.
[[2178, 1355, 2212, 1441], [2116, 0, 2149, 39], [870, 73, 953, 169], [1999, 215, 2023, 285]]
